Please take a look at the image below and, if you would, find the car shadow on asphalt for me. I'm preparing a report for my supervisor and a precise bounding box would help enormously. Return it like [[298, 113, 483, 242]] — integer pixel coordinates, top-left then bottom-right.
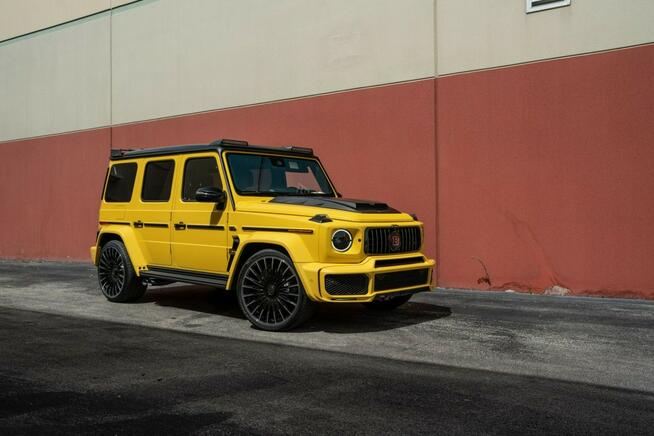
[[139, 285, 452, 334], [138, 285, 244, 319], [299, 302, 452, 334]]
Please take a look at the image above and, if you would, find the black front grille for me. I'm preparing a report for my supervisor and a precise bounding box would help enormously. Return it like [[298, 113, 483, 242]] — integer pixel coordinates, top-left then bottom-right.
[[325, 274, 369, 296], [374, 268, 429, 291], [364, 226, 421, 255]]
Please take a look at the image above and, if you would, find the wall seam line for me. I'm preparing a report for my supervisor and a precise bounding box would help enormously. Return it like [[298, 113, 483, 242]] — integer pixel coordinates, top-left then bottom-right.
[[438, 41, 654, 78], [0, 77, 434, 144], [0, 0, 142, 45]]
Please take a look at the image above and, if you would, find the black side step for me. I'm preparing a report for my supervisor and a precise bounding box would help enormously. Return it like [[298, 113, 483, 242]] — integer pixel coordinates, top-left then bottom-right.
[[141, 266, 228, 288]]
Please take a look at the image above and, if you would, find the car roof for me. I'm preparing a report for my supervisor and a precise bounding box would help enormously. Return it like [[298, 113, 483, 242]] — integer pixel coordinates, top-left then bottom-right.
[[109, 139, 314, 161]]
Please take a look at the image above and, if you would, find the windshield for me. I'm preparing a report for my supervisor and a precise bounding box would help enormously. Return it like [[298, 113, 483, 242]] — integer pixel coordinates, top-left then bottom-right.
[[226, 153, 335, 196]]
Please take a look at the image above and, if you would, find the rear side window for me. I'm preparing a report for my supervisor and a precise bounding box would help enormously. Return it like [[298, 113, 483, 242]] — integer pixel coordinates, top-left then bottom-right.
[[104, 163, 137, 202], [182, 157, 221, 201], [142, 160, 175, 202]]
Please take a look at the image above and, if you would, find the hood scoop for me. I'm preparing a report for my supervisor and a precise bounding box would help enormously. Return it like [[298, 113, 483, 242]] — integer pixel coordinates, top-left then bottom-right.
[[270, 196, 399, 214]]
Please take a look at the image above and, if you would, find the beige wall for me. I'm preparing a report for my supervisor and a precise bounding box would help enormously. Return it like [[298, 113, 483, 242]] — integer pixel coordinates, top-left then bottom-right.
[[0, 14, 111, 141], [3, 0, 653, 141], [110, 0, 435, 125], [0, 0, 134, 42], [1, 0, 434, 140], [436, 0, 654, 75]]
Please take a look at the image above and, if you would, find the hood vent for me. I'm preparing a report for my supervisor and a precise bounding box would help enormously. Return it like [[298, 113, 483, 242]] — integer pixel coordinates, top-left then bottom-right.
[[270, 197, 399, 214]]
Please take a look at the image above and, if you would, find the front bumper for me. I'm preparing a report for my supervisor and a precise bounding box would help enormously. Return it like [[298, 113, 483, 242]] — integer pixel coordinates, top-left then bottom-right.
[[298, 254, 435, 303]]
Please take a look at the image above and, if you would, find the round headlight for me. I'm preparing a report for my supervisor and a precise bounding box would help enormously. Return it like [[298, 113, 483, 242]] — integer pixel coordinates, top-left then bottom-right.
[[331, 229, 353, 252]]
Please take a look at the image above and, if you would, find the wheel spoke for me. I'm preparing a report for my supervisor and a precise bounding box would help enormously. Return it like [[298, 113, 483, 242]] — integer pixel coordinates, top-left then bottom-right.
[[243, 274, 264, 289]]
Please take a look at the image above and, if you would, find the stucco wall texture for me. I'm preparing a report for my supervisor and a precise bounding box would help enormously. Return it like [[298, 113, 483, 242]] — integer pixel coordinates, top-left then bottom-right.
[[1, 0, 653, 299], [437, 44, 654, 298]]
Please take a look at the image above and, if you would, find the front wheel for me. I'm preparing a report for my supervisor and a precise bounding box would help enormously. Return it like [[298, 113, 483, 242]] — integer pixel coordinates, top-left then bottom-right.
[[97, 240, 146, 302], [236, 249, 314, 331]]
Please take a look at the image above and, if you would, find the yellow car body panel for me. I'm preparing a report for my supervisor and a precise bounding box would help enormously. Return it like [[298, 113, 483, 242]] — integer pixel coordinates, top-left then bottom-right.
[[92, 223, 148, 270], [92, 144, 436, 305]]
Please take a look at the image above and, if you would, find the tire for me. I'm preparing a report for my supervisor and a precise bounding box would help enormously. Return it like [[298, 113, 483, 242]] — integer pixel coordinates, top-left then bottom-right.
[[236, 249, 315, 331], [363, 293, 412, 310], [97, 240, 147, 303]]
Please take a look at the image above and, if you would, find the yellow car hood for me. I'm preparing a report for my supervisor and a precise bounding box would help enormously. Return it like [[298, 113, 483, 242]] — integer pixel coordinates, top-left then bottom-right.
[[235, 196, 416, 223]]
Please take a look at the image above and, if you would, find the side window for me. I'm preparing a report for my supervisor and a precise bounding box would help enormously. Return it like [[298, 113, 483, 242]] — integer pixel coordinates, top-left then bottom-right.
[[141, 160, 175, 202], [182, 157, 221, 201], [104, 163, 137, 202]]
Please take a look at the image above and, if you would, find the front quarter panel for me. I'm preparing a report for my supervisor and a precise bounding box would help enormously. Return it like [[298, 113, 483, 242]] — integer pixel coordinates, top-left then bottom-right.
[[225, 211, 319, 289]]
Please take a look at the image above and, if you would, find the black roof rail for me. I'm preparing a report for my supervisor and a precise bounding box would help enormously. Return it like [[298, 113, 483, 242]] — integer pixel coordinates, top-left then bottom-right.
[[110, 149, 133, 159], [282, 146, 313, 155], [210, 138, 249, 146], [109, 141, 315, 160]]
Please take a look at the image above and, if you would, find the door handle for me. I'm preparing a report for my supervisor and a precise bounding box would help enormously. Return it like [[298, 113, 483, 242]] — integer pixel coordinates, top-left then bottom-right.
[[174, 222, 186, 230], [133, 220, 143, 228]]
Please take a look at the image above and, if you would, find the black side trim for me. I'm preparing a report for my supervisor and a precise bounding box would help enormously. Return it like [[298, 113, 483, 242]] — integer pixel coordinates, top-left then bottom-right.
[[186, 224, 225, 231], [144, 223, 169, 228], [227, 236, 241, 271], [99, 221, 130, 226], [141, 266, 228, 288], [375, 256, 425, 268], [229, 226, 237, 231], [242, 226, 313, 234]]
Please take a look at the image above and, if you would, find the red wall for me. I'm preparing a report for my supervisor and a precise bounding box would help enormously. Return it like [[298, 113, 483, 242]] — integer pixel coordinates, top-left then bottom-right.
[[0, 80, 437, 261], [436, 45, 654, 298], [0, 129, 110, 260]]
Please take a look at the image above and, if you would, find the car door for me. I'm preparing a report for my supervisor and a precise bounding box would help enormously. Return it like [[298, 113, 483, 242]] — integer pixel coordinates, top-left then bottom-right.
[[171, 153, 230, 273], [126, 158, 175, 266]]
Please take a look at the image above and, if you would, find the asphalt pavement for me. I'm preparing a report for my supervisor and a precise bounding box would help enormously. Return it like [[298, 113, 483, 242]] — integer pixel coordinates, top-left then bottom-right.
[[1, 260, 653, 435]]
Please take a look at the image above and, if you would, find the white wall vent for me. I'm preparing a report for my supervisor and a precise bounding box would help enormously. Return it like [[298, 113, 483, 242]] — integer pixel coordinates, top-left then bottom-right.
[[526, 0, 571, 14]]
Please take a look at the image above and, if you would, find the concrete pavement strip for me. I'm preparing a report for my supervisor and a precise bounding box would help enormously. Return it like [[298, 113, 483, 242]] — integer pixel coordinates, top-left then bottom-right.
[[1, 260, 653, 393]]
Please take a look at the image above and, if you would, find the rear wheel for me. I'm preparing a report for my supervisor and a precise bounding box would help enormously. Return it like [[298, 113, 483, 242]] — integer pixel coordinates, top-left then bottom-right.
[[236, 249, 314, 331], [363, 293, 412, 310], [97, 240, 146, 302]]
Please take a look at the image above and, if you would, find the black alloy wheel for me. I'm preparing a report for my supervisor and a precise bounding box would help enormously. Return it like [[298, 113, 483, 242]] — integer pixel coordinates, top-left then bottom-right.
[[97, 240, 146, 302], [237, 249, 314, 331]]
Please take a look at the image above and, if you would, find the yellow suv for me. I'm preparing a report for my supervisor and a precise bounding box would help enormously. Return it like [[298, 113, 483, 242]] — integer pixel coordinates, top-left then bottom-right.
[[91, 139, 435, 331]]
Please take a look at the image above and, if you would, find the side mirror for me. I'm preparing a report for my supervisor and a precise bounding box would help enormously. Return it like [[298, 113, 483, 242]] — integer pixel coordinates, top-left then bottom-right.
[[195, 186, 226, 205]]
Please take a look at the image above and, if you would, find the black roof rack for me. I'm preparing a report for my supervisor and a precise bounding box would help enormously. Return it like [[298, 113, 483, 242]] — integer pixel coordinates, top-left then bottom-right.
[[209, 138, 249, 147], [282, 146, 313, 155], [109, 138, 314, 160], [110, 149, 133, 159]]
